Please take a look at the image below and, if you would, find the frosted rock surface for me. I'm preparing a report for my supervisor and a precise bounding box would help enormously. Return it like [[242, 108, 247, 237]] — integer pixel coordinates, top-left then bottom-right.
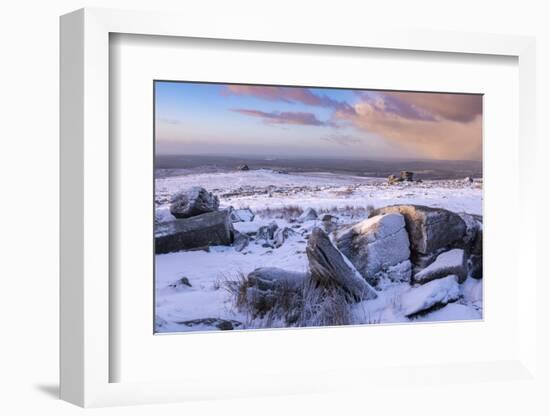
[[414, 248, 467, 284], [336, 213, 411, 285]]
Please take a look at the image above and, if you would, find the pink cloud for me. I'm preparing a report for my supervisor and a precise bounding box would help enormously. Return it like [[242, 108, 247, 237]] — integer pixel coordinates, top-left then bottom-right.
[[335, 99, 482, 160], [224, 85, 353, 112], [383, 91, 482, 122], [232, 108, 329, 126]]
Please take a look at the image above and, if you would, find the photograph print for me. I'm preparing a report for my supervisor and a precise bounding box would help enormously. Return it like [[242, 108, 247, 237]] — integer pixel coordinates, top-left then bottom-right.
[[154, 81, 483, 333]]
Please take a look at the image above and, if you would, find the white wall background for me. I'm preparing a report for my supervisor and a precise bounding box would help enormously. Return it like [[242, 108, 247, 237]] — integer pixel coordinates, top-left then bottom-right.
[[0, 1, 548, 415]]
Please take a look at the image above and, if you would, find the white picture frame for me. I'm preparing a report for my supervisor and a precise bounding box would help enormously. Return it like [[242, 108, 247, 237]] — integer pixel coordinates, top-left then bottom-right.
[[60, 7, 538, 408]]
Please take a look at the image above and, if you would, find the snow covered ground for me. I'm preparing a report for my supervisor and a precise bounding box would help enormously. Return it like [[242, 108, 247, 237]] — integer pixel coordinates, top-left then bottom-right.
[[155, 169, 483, 333]]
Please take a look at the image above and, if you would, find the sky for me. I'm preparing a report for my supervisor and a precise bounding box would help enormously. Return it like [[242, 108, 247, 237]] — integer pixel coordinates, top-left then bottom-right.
[[155, 81, 482, 161]]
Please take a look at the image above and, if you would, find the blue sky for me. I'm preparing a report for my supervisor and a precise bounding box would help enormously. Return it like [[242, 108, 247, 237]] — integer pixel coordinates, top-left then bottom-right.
[[154, 81, 482, 160]]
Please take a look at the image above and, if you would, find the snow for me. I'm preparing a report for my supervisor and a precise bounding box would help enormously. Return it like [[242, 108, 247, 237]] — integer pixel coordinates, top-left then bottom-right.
[[346, 213, 406, 243], [414, 302, 482, 322], [156, 169, 482, 215], [401, 275, 461, 317], [428, 249, 465, 269], [155, 169, 482, 332], [155, 205, 175, 224], [460, 276, 483, 309]]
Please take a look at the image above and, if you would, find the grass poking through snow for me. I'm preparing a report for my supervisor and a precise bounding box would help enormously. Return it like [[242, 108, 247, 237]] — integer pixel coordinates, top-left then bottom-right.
[[219, 271, 353, 329]]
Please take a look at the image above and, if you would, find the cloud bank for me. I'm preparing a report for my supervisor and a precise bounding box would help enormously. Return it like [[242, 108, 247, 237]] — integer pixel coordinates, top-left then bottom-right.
[[232, 108, 331, 126], [384, 91, 482, 122], [224, 85, 353, 112], [154, 83, 482, 160], [335, 92, 482, 160]]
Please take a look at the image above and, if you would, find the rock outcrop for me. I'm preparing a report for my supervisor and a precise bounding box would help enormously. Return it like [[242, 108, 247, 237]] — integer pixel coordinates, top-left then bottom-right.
[[254, 222, 297, 248], [469, 255, 482, 279], [336, 213, 412, 286], [233, 230, 250, 252], [457, 213, 482, 278], [470, 223, 482, 278], [400, 171, 414, 181], [307, 228, 378, 301], [458, 212, 480, 248], [388, 174, 401, 185], [372, 205, 466, 256], [273, 227, 298, 248], [170, 186, 220, 219], [299, 207, 318, 221], [256, 221, 279, 243], [388, 171, 414, 184], [155, 210, 234, 254], [230, 208, 255, 222], [321, 214, 338, 233]]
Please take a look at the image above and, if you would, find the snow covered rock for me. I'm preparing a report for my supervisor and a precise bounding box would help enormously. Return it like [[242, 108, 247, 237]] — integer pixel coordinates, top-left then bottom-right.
[[255, 222, 298, 248], [307, 228, 378, 301], [321, 214, 338, 233], [233, 231, 250, 252], [456, 213, 482, 278], [155, 205, 175, 224], [257, 221, 278, 243], [159, 276, 193, 295], [168, 276, 192, 288], [273, 227, 298, 248], [230, 208, 255, 222], [336, 213, 412, 286], [373, 204, 466, 255], [413, 249, 467, 284], [401, 275, 460, 317], [388, 174, 402, 185], [169, 186, 220, 219], [321, 214, 337, 222], [400, 171, 414, 181], [458, 213, 479, 247], [375, 261, 412, 289], [299, 207, 318, 221], [155, 210, 234, 254], [412, 250, 445, 271]]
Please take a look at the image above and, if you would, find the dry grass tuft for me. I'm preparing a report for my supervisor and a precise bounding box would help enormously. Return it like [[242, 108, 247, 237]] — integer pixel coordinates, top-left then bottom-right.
[[255, 205, 304, 220], [221, 271, 353, 328], [318, 204, 375, 219], [298, 282, 353, 327]]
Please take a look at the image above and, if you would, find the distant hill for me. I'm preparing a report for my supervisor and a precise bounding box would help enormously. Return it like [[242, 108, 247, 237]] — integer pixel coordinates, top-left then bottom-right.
[[155, 154, 482, 180]]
